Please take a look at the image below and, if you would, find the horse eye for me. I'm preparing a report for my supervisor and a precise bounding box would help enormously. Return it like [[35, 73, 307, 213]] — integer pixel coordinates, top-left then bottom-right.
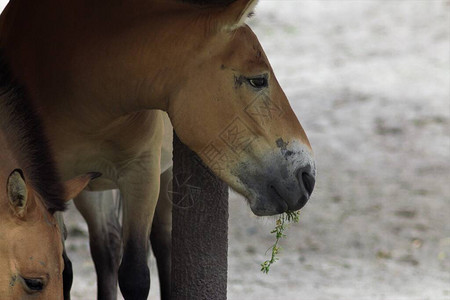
[[22, 277, 44, 292], [248, 76, 268, 89]]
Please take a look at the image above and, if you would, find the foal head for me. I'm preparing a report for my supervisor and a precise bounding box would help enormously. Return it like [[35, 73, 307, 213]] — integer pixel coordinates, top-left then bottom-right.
[[0, 168, 94, 299], [168, 0, 316, 215], [0, 168, 64, 299]]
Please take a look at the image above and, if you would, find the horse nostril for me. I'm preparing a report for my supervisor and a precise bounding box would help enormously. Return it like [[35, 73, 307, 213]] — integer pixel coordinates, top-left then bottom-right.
[[301, 172, 315, 196]]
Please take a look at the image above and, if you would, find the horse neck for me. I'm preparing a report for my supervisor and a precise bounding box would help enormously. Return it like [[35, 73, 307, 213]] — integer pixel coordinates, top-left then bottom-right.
[[68, 8, 205, 121]]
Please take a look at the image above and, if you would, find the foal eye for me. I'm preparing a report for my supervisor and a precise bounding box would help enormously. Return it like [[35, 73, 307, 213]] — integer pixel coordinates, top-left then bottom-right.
[[247, 76, 268, 89], [22, 277, 44, 292]]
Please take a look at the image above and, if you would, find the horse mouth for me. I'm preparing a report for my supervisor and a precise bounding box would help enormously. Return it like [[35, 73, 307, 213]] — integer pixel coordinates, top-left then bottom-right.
[[247, 186, 290, 216], [242, 169, 313, 216], [269, 184, 290, 211]]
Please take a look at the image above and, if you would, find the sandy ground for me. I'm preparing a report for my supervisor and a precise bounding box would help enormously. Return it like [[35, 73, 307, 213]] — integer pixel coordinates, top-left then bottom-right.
[[5, 0, 448, 299]]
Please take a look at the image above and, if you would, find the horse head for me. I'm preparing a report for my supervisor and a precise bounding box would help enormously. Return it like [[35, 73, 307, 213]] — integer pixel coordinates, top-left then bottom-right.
[[0, 167, 96, 298], [168, 0, 316, 215]]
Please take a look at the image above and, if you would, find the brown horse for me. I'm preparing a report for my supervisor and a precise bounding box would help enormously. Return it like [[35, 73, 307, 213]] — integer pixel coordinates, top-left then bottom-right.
[[0, 0, 316, 299], [0, 55, 98, 299]]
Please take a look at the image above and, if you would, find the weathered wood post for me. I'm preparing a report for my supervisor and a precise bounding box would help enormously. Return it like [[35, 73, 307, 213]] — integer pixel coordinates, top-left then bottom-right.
[[171, 133, 229, 300]]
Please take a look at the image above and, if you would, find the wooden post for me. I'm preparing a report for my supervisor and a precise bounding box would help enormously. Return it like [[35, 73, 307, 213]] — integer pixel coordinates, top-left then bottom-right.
[[171, 133, 229, 300]]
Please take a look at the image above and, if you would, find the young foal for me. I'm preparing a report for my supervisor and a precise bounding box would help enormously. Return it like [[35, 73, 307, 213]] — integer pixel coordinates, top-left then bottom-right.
[[0, 56, 97, 299], [0, 0, 316, 299]]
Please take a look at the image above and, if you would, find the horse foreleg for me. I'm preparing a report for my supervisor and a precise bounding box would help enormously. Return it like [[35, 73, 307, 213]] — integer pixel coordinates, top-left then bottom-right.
[[55, 212, 73, 300], [73, 190, 121, 300], [62, 250, 73, 300], [150, 167, 173, 300], [118, 159, 160, 300]]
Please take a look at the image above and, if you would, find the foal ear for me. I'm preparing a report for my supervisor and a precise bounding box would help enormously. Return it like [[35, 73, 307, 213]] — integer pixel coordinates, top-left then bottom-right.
[[7, 169, 28, 218], [63, 172, 102, 201], [217, 0, 259, 31]]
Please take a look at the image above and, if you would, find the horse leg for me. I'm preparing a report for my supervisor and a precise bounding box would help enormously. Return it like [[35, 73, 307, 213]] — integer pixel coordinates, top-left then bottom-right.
[[118, 158, 160, 300], [62, 250, 73, 300], [73, 190, 121, 300], [150, 167, 173, 300], [55, 212, 73, 300]]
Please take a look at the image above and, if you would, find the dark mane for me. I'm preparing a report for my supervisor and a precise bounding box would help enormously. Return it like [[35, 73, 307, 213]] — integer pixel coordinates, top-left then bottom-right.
[[0, 52, 65, 213]]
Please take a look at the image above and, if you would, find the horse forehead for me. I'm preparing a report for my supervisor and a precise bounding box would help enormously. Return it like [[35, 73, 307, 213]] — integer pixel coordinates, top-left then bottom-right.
[[0, 222, 53, 274], [4, 228, 62, 281], [9, 216, 61, 255], [221, 27, 268, 67]]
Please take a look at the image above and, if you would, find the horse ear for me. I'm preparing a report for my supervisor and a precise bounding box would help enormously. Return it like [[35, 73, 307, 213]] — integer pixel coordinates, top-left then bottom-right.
[[63, 172, 101, 201], [7, 169, 28, 218], [217, 0, 258, 31]]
